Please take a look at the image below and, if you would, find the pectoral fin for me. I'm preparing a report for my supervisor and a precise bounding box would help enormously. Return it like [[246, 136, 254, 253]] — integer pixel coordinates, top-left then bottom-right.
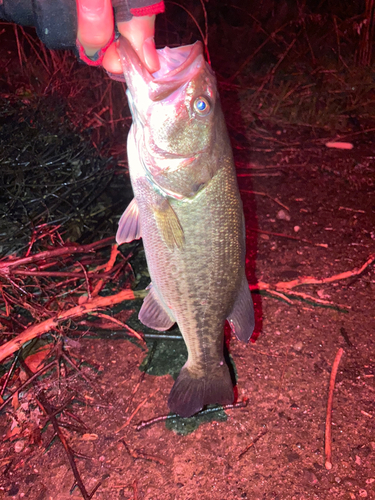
[[139, 283, 176, 331], [116, 198, 141, 245], [227, 274, 255, 342], [153, 199, 184, 250]]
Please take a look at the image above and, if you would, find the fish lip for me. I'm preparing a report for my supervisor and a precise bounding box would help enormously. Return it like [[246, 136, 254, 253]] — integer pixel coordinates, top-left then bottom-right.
[[116, 36, 153, 85], [151, 42, 204, 83], [116, 37, 205, 100]]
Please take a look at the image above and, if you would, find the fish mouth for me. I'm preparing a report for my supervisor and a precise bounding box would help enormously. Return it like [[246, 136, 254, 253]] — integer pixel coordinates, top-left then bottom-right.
[[116, 37, 205, 101]]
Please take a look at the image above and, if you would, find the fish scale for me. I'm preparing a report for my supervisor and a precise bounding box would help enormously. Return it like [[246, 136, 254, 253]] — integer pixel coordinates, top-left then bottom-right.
[[116, 37, 255, 417]]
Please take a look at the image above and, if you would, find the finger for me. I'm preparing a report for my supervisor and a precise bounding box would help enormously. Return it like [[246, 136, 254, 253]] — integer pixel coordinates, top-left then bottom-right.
[[118, 16, 160, 73], [102, 42, 122, 73], [77, 0, 114, 57]]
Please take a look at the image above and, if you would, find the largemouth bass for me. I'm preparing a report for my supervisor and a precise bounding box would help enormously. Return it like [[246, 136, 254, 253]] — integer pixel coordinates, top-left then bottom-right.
[[116, 37, 255, 418]]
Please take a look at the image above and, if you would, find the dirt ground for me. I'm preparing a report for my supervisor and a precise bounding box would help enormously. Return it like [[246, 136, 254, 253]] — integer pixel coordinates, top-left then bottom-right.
[[1, 114, 374, 500], [1, 2, 375, 500]]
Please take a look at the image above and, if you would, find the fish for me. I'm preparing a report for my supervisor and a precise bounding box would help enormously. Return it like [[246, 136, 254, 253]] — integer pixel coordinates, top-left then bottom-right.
[[115, 37, 255, 418]]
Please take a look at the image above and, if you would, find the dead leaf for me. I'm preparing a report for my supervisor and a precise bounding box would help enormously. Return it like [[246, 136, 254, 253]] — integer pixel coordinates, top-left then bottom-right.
[[24, 345, 51, 373], [12, 391, 19, 411]]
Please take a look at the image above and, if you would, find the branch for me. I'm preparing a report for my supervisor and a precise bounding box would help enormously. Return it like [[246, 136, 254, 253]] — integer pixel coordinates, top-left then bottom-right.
[[325, 348, 344, 470], [250, 253, 374, 309], [0, 289, 146, 363], [274, 253, 375, 290], [0, 237, 114, 273]]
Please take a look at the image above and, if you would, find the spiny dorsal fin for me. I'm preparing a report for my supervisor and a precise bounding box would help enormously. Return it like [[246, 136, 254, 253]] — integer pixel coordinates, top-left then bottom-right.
[[153, 199, 184, 250], [116, 198, 141, 245]]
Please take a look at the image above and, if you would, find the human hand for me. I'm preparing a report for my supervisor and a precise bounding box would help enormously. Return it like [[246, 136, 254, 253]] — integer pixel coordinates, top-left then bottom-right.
[[76, 0, 163, 73]]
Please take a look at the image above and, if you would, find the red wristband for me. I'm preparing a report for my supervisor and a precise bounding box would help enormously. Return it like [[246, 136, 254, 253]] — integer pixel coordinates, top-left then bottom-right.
[[130, 1, 165, 18], [76, 31, 115, 67]]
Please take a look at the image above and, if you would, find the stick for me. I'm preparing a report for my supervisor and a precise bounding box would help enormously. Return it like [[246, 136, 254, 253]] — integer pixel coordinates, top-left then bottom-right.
[[325, 348, 344, 470], [20, 359, 104, 500], [251, 253, 375, 310], [0, 360, 56, 413], [0, 352, 20, 398], [274, 253, 375, 290], [238, 427, 268, 459], [136, 400, 248, 431], [91, 244, 120, 297], [116, 388, 160, 433], [240, 189, 290, 211], [0, 289, 145, 363], [93, 312, 144, 343], [121, 440, 167, 466], [247, 227, 328, 248]]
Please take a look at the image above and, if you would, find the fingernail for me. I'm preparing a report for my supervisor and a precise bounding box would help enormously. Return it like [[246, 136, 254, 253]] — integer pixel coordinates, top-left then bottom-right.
[[143, 37, 160, 73], [78, 0, 106, 15]]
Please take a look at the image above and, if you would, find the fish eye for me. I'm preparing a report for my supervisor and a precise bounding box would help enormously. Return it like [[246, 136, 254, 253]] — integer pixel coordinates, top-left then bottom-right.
[[193, 96, 211, 116]]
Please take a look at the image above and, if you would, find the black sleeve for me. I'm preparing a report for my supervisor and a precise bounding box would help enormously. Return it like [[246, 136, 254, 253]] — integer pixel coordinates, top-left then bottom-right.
[[0, 0, 77, 50], [112, 0, 165, 23], [0, 0, 164, 51]]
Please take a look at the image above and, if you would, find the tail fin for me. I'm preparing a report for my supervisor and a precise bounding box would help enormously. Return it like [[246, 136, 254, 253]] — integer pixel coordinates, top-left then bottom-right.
[[168, 364, 234, 418]]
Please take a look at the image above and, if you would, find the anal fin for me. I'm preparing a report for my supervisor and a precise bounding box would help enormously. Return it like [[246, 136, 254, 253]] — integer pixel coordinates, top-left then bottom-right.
[[227, 273, 255, 342], [139, 283, 175, 331], [116, 198, 141, 245]]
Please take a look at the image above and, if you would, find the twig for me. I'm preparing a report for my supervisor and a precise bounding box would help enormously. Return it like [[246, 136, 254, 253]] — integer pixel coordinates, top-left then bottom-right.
[[0, 351, 20, 398], [324, 127, 375, 143], [264, 287, 350, 311], [340, 327, 353, 347], [248, 226, 328, 248], [167, 2, 206, 56], [0, 289, 145, 363], [40, 392, 102, 500], [325, 348, 344, 470], [91, 244, 120, 297], [77, 262, 92, 300], [0, 361, 56, 413], [58, 349, 101, 396], [93, 312, 144, 343], [19, 359, 105, 500], [13, 24, 25, 68], [269, 37, 298, 82], [238, 427, 268, 459], [273, 253, 375, 289], [250, 253, 375, 310], [123, 342, 158, 415], [19, 26, 51, 75], [338, 206, 365, 214], [116, 388, 160, 433], [227, 23, 290, 83], [240, 190, 290, 211], [135, 399, 248, 431], [0, 237, 114, 273], [121, 440, 167, 466], [198, 0, 210, 64]]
